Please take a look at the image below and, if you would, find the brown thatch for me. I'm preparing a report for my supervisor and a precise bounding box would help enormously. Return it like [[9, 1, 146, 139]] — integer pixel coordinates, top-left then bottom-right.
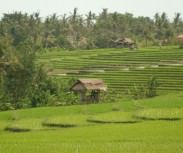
[[71, 79, 107, 91], [114, 37, 134, 45], [176, 34, 183, 41]]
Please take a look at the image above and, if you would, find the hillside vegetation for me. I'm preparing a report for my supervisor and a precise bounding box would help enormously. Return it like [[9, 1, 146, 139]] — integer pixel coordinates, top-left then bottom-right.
[[39, 46, 183, 92]]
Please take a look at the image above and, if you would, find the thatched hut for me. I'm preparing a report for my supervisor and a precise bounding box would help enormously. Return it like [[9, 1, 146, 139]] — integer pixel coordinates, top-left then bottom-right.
[[114, 37, 137, 49], [71, 79, 107, 103], [176, 34, 183, 48]]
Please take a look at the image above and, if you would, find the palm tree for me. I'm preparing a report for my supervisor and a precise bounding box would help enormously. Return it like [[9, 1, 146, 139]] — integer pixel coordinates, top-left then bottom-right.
[[174, 13, 181, 27]]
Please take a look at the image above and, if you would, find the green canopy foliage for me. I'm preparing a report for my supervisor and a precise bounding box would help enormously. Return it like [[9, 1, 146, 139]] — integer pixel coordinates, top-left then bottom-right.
[[0, 10, 182, 49]]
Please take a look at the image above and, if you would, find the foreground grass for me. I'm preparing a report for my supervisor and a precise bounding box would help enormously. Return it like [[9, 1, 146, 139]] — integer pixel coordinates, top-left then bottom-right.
[[0, 121, 183, 153], [1, 92, 183, 153]]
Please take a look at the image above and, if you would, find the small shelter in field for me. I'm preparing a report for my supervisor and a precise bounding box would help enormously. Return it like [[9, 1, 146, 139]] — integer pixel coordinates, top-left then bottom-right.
[[114, 37, 137, 49], [71, 79, 107, 103], [176, 34, 183, 48]]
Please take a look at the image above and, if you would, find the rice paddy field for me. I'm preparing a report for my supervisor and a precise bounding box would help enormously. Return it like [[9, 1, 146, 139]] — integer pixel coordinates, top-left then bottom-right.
[[38, 46, 183, 92], [1, 46, 183, 153], [1, 93, 183, 153]]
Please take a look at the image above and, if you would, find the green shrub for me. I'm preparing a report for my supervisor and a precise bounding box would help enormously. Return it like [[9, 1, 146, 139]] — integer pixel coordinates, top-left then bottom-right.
[[128, 84, 146, 99], [128, 76, 158, 99], [0, 103, 14, 111], [146, 76, 158, 97]]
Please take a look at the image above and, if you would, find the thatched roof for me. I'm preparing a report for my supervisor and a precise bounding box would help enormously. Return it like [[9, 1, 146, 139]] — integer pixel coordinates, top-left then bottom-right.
[[123, 38, 134, 44], [71, 79, 107, 91], [176, 34, 183, 41], [114, 37, 134, 44]]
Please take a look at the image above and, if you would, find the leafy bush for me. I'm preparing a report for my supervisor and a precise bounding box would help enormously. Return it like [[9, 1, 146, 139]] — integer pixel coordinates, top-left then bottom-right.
[[128, 76, 158, 99], [55, 78, 80, 105], [29, 66, 59, 107], [128, 84, 146, 99], [0, 94, 15, 111], [0, 102, 14, 111], [146, 76, 158, 97]]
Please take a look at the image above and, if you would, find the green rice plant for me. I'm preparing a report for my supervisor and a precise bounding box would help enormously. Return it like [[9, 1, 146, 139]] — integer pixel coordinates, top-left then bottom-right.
[[0, 121, 7, 132], [1, 90, 183, 153], [4, 118, 44, 132], [111, 103, 121, 111], [135, 108, 183, 121], [42, 114, 92, 128], [136, 92, 183, 108], [87, 111, 139, 124]]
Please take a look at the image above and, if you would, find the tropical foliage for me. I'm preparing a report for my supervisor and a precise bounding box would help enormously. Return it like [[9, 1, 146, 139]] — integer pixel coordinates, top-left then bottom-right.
[[0, 10, 183, 50]]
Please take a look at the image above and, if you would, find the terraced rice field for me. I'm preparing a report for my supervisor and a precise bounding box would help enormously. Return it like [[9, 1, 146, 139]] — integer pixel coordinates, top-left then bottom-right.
[[38, 46, 183, 93], [1, 46, 183, 153]]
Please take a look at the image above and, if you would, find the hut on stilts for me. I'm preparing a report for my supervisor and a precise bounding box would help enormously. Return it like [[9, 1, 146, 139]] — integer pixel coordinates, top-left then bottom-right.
[[71, 79, 107, 103], [176, 34, 183, 48]]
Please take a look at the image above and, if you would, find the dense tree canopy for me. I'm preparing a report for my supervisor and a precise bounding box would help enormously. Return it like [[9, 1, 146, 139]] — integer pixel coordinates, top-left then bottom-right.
[[0, 10, 183, 49]]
